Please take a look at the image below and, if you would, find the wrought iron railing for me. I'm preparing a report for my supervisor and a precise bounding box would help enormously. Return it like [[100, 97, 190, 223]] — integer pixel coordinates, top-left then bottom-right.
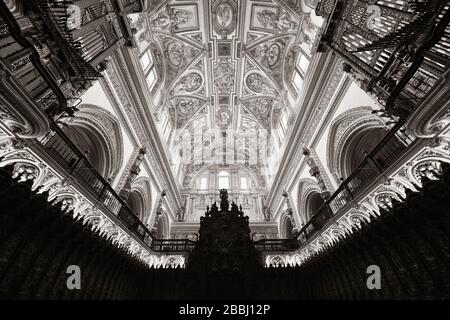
[[150, 239, 197, 253], [38, 122, 196, 253], [253, 238, 300, 253], [255, 122, 415, 253], [297, 122, 414, 242]]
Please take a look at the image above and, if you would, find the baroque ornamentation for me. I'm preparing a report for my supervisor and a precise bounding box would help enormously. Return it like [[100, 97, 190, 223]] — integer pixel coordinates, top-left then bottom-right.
[[256, 8, 297, 34], [212, 0, 238, 37], [213, 60, 235, 94], [172, 72, 203, 94], [273, 144, 450, 268], [0, 133, 185, 268], [152, 5, 195, 34], [216, 106, 232, 129], [245, 73, 277, 95]]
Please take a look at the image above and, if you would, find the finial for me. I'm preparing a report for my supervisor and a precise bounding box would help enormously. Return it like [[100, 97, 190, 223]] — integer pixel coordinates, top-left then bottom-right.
[[219, 189, 229, 211]]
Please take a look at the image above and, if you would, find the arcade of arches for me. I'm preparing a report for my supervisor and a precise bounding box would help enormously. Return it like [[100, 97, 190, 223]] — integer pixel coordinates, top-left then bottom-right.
[[0, 0, 450, 300]]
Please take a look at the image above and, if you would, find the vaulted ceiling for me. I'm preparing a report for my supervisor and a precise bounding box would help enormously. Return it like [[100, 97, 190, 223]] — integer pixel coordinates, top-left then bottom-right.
[[130, 0, 322, 190]]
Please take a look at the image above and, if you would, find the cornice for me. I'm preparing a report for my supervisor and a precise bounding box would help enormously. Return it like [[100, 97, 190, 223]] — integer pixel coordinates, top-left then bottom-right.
[[116, 48, 182, 212], [266, 52, 343, 210], [99, 74, 162, 192], [102, 49, 181, 219]]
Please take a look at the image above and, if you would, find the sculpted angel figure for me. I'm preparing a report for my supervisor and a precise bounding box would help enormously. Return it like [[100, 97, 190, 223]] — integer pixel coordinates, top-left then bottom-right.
[[153, 5, 193, 33], [257, 10, 277, 29]]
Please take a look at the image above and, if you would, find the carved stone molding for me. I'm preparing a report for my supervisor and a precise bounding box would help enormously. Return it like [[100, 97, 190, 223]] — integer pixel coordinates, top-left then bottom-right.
[[266, 54, 344, 212], [103, 53, 180, 215], [0, 129, 184, 268], [264, 142, 450, 267]]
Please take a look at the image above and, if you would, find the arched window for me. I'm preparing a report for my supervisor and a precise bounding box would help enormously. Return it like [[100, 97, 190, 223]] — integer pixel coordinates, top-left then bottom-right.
[[218, 171, 230, 189], [240, 176, 248, 189], [200, 176, 208, 189], [140, 49, 157, 91]]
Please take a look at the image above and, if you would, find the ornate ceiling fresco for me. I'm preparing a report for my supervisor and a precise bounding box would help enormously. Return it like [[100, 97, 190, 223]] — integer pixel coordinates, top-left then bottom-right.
[[131, 0, 322, 190]]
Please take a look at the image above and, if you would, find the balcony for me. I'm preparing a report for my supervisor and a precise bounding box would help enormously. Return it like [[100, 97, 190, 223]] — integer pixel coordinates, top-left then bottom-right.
[[297, 122, 415, 243], [35, 122, 196, 254], [255, 122, 420, 256]]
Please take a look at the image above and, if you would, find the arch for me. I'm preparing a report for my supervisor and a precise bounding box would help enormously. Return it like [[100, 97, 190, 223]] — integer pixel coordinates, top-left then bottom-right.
[[268, 255, 286, 268], [305, 191, 325, 223], [297, 178, 321, 223], [154, 212, 169, 239], [340, 126, 410, 181], [217, 170, 230, 189], [61, 104, 124, 180], [327, 106, 385, 181], [127, 191, 145, 219], [280, 211, 295, 238], [128, 176, 153, 224]]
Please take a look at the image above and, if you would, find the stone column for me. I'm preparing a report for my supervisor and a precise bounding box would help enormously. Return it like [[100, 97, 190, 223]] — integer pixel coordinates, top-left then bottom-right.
[[150, 189, 166, 234], [282, 191, 298, 235], [119, 147, 146, 201], [303, 147, 330, 200]]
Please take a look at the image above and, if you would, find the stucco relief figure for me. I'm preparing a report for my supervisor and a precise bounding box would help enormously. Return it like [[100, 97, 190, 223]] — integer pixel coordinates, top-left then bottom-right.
[[130, 15, 145, 32], [263, 205, 271, 221], [257, 10, 296, 33], [153, 5, 193, 33], [253, 42, 281, 68], [176, 98, 196, 117], [254, 99, 272, 116], [216, 107, 232, 129], [213, 61, 235, 93], [173, 73, 202, 94], [276, 12, 297, 31], [245, 73, 277, 95], [257, 10, 277, 29], [298, 15, 318, 55], [216, 3, 233, 28], [165, 41, 186, 68]]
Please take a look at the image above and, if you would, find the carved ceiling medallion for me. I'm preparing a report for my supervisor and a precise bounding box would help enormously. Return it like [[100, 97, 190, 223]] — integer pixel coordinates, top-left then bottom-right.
[[216, 107, 232, 129], [212, 0, 238, 37], [245, 73, 276, 95], [213, 60, 235, 94], [172, 72, 203, 94]]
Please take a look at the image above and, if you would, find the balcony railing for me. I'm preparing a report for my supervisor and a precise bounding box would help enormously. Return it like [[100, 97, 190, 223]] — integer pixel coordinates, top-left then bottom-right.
[[150, 239, 197, 253], [254, 122, 415, 253], [297, 122, 414, 242], [38, 122, 196, 254], [253, 238, 300, 253]]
